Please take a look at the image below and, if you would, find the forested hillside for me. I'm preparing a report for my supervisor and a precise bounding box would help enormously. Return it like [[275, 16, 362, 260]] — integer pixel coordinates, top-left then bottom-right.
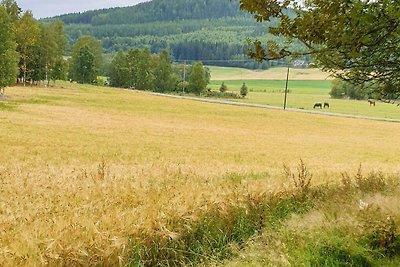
[[48, 0, 294, 68]]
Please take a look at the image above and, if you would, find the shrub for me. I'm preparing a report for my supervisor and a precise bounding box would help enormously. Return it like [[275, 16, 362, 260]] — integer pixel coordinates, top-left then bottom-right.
[[240, 83, 248, 98], [205, 90, 241, 99], [329, 78, 367, 100], [219, 82, 227, 93]]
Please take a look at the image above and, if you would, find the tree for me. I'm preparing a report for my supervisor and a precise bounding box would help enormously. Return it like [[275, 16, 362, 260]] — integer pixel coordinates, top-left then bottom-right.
[[16, 11, 40, 86], [0, 6, 19, 94], [329, 79, 366, 100], [240, 82, 248, 98], [153, 50, 177, 92], [136, 47, 153, 90], [74, 46, 96, 84], [69, 36, 103, 83], [219, 82, 227, 93], [123, 48, 153, 90], [108, 50, 129, 87], [50, 58, 67, 83], [240, 0, 400, 98], [38, 20, 67, 85], [188, 62, 207, 95], [0, 0, 21, 22]]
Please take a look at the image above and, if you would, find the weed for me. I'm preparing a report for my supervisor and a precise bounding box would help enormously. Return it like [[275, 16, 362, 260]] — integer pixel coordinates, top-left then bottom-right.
[[361, 212, 400, 258], [370, 216, 399, 257], [311, 243, 372, 267], [283, 159, 313, 198], [354, 165, 387, 193]]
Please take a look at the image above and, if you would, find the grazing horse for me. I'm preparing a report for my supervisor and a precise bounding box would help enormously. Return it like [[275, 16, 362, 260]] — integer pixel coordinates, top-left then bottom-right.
[[323, 102, 330, 108], [368, 99, 376, 106], [313, 103, 322, 109]]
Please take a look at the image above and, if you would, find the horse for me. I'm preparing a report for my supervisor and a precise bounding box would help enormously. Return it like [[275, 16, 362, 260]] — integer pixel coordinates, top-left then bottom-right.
[[313, 103, 322, 109], [323, 102, 330, 108], [368, 99, 375, 106]]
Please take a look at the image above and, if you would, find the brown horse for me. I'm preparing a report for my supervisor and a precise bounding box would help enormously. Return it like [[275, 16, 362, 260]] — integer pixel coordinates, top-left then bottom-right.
[[368, 99, 376, 106], [313, 103, 322, 109]]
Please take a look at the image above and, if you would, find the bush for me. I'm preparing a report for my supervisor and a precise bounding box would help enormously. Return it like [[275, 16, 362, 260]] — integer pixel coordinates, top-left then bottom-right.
[[205, 90, 241, 99], [219, 82, 228, 93], [329, 79, 367, 100], [240, 83, 248, 97]]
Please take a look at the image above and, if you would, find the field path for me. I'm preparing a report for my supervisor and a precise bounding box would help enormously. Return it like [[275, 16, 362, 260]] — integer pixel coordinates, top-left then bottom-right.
[[136, 90, 400, 123]]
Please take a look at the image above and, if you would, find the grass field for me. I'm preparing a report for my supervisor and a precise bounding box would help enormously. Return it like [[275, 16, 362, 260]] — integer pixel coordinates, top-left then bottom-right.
[[208, 67, 400, 120], [1, 82, 400, 265]]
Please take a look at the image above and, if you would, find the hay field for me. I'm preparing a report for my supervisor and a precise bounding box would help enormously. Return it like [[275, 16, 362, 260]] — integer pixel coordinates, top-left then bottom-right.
[[208, 66, 332, 81], [1, 84, 400, 265]]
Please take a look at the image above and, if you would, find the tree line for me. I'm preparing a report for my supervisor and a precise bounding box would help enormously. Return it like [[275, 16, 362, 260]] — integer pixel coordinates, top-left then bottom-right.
[[0, 0, 67, 91], [108, 48, 210, 95], [0, 0, 211, 95], [45, 0, 302, 69], [51, 0, 244, 26]]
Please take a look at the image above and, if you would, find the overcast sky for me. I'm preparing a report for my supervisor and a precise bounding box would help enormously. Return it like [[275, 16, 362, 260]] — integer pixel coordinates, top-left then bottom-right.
[[17, 0, 150, 19]]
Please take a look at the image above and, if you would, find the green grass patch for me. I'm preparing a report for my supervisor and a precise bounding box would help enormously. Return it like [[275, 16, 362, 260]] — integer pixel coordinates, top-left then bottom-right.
[[0, 102, 17, 111], [209, 79, 332, 94]]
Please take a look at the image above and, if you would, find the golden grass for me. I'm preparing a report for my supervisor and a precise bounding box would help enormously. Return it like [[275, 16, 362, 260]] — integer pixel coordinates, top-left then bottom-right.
[[1, 84, 400, 265], [209, 66, 332, 81]]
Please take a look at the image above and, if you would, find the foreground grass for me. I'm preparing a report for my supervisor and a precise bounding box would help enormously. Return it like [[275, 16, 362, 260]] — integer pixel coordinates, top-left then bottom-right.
[[218, 167, 400, 267], [1, 84, 400, 265]]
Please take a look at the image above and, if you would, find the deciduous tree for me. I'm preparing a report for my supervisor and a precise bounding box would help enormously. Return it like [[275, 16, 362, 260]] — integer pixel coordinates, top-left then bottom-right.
[[108, 50, 129, 87], [153, 50, 177, 92], [240, 0, 400, 98], [0, 6, 18, 94], [69, 36, 103, 83], [16, 11, 40, 86], [188, 62, 207, 95]]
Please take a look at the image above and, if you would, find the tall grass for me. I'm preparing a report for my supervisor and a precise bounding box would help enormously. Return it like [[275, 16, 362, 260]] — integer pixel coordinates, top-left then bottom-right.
[[1, 85, 400, 265]]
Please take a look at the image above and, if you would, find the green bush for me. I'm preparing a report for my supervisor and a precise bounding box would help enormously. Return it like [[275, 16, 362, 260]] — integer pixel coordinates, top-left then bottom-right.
[[240, 82, 248, 97], [329, 79, 367, 100], [219, 82, 227, 93]]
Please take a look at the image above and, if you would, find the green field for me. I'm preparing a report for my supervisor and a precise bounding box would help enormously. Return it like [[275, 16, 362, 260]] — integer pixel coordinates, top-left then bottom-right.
[[208, 67, 400, 120]]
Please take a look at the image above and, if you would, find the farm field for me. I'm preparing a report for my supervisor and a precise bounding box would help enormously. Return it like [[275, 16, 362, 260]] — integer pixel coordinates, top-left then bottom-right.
[[1, 83, 400, 265], [208, 67, 400, 120]]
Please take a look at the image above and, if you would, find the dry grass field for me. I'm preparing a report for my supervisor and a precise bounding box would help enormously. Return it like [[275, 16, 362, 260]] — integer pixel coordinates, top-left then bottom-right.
[[1, 83, 400, 265], [208, 66, 332, 81]]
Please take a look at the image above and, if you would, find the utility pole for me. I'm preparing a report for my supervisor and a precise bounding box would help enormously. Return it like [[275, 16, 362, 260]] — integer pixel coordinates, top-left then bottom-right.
[[283, 63, 290, 110], [183, 60, 186, 95]]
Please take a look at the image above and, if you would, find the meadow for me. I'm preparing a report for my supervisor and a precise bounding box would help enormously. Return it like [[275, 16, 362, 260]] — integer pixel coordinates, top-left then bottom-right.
[[208, 67, 400, 120], [1, 78, 400, 265]]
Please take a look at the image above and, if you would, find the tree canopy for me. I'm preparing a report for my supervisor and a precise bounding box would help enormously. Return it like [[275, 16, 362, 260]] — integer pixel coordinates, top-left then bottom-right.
[[0, 5, 19, 92], [240, 0, 400, 98], [69, 36, 103, 83]]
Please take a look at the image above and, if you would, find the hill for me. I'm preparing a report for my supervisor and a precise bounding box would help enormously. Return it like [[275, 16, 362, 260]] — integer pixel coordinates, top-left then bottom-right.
[[47, 0, 295, 68]]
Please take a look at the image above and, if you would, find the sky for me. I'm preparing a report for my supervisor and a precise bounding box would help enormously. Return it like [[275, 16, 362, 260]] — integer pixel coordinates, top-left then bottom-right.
[[17, 0, 150, 19]]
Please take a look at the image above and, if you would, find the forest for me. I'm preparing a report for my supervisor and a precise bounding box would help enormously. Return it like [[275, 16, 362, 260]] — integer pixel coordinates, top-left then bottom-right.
[[46, 0, 300, 69]]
